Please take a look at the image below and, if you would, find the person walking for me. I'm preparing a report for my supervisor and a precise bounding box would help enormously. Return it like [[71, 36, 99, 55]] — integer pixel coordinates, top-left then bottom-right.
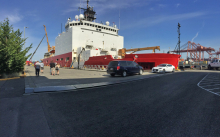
[[49, 61, 53, 75], [50, 61, 55, 76], [55, 63, 60, 75], [35, 61, 41, 76], [40, 62, 44, 73]]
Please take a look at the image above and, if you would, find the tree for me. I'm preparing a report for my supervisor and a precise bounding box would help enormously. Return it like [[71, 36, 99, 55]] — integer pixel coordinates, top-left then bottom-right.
[[0, 18, 32, 75]]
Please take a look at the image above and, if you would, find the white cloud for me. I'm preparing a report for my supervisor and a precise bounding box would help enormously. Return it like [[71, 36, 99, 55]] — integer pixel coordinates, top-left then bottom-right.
[[149, 7, 154, 11], [123, 11, 208, 29], [176, 3, 180, 8], [0, 9, 23, 23], [191, 32, 199, 42], [62, 0, 150, 15], [7, 15, 22, 23], [158, 4, 166, 7]]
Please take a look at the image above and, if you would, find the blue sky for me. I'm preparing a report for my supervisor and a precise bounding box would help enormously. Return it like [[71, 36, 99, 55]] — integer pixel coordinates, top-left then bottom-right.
[[1, 0, 220, 61]]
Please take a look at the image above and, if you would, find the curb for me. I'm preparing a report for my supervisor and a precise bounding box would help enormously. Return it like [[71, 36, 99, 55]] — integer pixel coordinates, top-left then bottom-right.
[[0, 77, 21, 81], [24, 72, 176, 94]]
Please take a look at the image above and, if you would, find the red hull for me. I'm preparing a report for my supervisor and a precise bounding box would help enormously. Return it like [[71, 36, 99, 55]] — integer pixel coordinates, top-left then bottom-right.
[[42, 53, 181, 69], [42, 52, 72, 67], [84, 53, 181, 69]]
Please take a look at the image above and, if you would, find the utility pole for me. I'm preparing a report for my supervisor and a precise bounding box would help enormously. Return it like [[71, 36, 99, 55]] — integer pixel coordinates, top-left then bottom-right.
[[23, 26, 28, 77], [177, 23, 181, 55], [24, 26, 28, 49]]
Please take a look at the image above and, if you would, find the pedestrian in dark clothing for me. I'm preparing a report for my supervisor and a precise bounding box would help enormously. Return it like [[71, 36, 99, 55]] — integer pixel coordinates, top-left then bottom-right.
[[50, 60, 56, 76], [35, 61, 41, 76]]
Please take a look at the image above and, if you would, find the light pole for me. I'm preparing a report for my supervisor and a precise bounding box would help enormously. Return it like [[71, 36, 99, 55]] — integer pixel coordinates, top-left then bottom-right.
[[23, 26, 28, 77], [24, 27, 28, 49], [177, 23, 181, 55]]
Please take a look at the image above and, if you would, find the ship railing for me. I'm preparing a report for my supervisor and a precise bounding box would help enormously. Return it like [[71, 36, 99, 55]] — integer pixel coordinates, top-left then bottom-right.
[[83, 65, 108, 71]]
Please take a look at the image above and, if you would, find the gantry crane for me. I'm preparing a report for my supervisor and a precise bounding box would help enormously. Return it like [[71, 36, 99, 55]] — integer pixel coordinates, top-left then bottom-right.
[[118, 46, 160, 58], [43, 25, 55, 58]]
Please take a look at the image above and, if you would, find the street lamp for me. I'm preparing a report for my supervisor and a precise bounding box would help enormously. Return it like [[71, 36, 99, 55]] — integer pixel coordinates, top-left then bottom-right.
[[23, 26, 28, 77], [24, 27, 28, 49]]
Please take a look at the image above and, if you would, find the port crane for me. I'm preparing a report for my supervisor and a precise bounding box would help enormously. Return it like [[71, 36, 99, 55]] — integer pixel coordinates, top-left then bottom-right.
[[43, 25, 55, 58], [118, 46, 160, 58]]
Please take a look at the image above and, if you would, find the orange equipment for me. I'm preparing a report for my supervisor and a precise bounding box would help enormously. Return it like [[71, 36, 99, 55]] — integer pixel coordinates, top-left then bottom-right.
[[43, 25, 55, 55], [118, 46, 160, 58]]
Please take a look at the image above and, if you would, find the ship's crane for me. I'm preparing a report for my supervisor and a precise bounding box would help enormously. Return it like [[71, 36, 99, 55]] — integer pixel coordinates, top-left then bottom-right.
[[43, 25, 55, 58], [118, 46, 160, 58]]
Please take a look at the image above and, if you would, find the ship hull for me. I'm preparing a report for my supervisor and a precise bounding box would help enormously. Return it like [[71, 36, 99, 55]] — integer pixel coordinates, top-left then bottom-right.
[[84, 53, 181, 69], [42, 53, 181, 69], [42, 52, 72, 67]]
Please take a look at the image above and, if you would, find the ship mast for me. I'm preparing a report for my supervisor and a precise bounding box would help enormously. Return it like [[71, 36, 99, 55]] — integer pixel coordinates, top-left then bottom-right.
[[79, 0, 96, 21]]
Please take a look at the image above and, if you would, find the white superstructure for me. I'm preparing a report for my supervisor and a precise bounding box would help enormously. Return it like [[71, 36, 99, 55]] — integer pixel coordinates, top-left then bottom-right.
[[55, 0, 124, 68]]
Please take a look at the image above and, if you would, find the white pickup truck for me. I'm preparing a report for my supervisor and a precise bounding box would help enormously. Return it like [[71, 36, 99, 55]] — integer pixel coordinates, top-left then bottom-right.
[[208, 59, 220, 70]]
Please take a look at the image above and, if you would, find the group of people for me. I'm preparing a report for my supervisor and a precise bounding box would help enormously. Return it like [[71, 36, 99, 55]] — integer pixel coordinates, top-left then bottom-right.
[[50, 60, 60, 76], [34, 60, 60, 76]]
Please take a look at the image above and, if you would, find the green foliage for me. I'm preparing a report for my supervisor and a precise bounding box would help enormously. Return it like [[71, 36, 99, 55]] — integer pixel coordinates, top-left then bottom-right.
[[0, 18, 32, 74]]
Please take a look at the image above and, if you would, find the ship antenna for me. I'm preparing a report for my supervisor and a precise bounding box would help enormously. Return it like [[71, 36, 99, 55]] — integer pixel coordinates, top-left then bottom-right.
[[119, 8, 120, 30], [80, 0, 81, 14], [87, 0, 89, 9]]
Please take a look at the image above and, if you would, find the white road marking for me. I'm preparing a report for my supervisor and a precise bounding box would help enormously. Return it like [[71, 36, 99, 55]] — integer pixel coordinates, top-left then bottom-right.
[[200, 84, 220, 87], [207, 88, 220, 90], [197, 73, 220, 97], [204, 79, 219, 81]]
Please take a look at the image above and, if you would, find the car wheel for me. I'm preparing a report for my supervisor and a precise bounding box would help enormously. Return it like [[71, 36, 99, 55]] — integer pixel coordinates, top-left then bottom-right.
[[208, 65, 212, 70], [122, 71, 127, 77], [110, 74, 115, 77], [163, 69, 165, 74], [172, 68, 175, 73], [139, 69, 143, 75]]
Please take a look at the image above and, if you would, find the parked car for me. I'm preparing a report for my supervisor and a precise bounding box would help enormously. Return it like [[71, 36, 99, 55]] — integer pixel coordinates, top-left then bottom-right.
[[107, 60, 144, 77], [152, 64, 175, 73]]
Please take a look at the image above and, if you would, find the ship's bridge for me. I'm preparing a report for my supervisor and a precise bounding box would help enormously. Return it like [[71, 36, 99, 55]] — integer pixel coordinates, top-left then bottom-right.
[[65, 20, 119, 35]]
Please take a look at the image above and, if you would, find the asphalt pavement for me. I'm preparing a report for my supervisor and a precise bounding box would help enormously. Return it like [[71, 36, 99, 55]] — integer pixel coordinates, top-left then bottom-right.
[[24, 65, 160, 93], [0, 78, 51, 137], [1, 70, 220, 136]]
